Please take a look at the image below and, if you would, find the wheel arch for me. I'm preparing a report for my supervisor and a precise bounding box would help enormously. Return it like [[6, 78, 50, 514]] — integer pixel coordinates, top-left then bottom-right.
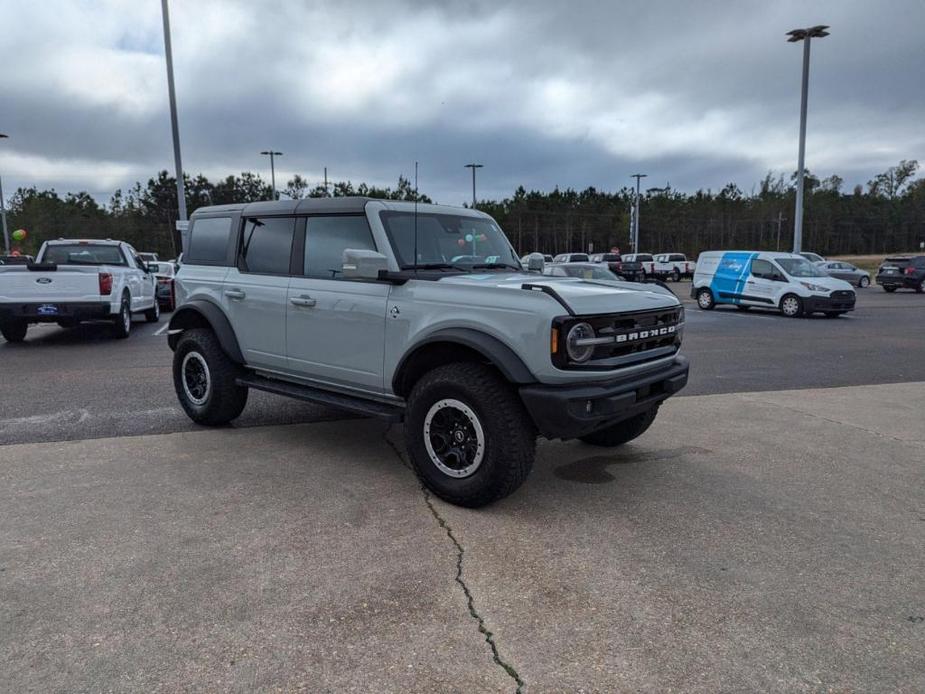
[[392, 328, 536, 398], [167, 300, 244, 363]]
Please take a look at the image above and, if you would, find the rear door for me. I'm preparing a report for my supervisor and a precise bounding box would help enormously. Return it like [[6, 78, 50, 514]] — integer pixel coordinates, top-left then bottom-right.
[[286, 214, 389, 392], [221, 216, 295, 370]]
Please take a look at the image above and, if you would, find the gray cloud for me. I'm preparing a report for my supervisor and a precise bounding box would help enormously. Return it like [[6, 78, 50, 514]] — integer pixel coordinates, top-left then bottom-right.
[[1, 0, 922, 206]]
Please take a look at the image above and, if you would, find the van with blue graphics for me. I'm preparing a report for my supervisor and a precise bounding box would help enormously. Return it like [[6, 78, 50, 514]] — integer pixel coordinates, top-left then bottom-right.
[[692, 251, 856, 318]]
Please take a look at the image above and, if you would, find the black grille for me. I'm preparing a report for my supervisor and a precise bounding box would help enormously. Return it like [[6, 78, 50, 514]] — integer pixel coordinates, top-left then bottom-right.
[[831, 290, 854, 301], [588, 307, 682, 362]]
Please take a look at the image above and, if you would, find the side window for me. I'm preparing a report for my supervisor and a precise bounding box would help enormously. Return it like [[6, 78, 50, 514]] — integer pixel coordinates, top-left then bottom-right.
[[239, 216, 295, 275], [304, 215, 376, 279], [751, 259, 777, 279], [187, 217, 233, 265]]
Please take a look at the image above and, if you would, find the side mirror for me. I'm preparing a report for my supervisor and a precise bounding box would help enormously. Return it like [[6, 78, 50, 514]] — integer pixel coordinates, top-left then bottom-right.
[[526, 252, 545, 272], [342, 249, 389, 280]]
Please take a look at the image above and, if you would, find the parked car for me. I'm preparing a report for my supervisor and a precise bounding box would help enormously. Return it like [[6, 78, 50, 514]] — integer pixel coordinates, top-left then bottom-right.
[[799, 251, 826, 264], [817, 260, 871, 287], [149, 261, 177, 311], [552, 252, 590, 263], [543, 262, 621, 281], [875, 256, 925, 293], [692, 250, 856, 318], [619, 253, 654, 282], [167, 198, 689, 507], [651, 253, 695, 281], [0, 254, 34, 265], [0, 239, 159, 342], [589, 252, 622, 275]]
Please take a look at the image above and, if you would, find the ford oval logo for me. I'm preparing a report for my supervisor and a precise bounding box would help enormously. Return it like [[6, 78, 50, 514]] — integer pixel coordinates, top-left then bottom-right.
[[36, 277, 52, 284]]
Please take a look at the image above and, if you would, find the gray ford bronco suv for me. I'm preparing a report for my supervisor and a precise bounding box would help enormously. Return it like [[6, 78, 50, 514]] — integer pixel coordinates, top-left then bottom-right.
[[167, 197, 689, 507]]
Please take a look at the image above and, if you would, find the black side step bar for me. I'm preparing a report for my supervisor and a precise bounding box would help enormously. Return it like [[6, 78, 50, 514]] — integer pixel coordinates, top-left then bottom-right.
[[236, 374, 404, 422]]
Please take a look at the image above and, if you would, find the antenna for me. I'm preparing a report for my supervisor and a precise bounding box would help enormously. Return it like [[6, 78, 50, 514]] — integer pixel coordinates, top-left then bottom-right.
[[413, 161, 419, 275]]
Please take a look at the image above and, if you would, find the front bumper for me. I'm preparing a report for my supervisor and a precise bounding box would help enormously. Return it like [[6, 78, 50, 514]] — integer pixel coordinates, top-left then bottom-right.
[[519, 354, 689, 440], [0, 301, 112, 323], [803, 291, 856, 313]]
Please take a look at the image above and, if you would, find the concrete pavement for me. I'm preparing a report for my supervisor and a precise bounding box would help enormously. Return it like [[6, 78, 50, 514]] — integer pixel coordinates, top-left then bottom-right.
[[1, 382, 923, 692]]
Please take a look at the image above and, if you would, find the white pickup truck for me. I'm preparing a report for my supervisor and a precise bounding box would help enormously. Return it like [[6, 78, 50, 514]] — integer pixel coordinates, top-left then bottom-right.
[[651, 253, 695, 281], [0, 239, 159, 342]]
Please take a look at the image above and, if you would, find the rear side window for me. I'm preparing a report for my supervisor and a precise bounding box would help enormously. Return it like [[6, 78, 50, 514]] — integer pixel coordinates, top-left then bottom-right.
[[304, 216, 376, 279], [187, 217, 232, 265], [239, 217, 296, 275]]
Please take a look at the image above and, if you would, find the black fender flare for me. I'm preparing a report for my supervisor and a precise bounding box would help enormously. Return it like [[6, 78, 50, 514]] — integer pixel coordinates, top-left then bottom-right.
[[167, 300, 244, 364], [392, 327, 536, 395]]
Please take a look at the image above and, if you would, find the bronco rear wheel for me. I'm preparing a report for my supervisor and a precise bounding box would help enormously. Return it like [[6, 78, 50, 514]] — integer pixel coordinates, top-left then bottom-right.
[[405, 362, 535, 508], [173, 328, 248, 425]]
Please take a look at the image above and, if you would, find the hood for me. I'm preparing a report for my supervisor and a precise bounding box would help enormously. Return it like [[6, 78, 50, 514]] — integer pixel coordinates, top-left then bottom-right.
[[436, 272, 681, 315], [800, 275, 855, 292]]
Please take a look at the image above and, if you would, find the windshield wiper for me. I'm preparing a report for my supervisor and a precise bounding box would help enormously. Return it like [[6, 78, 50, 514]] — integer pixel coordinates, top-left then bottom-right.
[[401, 263, 467, 271], [470, 262, 522, 270]]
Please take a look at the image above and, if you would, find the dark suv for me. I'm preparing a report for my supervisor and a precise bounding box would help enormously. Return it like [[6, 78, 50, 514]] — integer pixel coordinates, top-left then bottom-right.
[[875, 256, 925, 293]]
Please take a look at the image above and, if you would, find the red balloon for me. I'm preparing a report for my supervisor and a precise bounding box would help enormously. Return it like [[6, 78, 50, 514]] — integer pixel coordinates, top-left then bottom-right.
[[457, 238, 466, 247]]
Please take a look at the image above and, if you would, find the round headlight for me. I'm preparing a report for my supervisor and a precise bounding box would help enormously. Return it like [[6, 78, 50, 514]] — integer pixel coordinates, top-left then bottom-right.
[[566, 322, 595, 362]]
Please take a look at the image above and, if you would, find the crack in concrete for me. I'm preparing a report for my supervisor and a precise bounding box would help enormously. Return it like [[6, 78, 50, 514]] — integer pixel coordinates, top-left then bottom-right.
[[383, 427, 525, 693]]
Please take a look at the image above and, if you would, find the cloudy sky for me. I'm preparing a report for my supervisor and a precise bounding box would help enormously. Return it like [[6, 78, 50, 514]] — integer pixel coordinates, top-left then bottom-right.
[[1, 0, 923, 206]]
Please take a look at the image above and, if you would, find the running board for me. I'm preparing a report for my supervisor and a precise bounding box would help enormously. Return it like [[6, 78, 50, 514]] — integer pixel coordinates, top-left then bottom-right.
[[236, 374, 404, 422]]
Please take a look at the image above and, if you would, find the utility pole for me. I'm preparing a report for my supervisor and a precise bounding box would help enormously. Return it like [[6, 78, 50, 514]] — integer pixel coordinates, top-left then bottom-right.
[[631, 173, 647, 252], [260, 150, 283, 200], [0, 133, 8, 254], [787, 25, 829, 253], [464, 163, 483, 209], [776, 211, 786, 251], [160, 0, 187, 226], [323, 167, 329, 196]]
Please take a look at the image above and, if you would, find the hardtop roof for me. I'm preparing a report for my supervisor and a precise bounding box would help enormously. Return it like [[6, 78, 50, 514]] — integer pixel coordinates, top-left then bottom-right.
[[189, 197, 491, 218]]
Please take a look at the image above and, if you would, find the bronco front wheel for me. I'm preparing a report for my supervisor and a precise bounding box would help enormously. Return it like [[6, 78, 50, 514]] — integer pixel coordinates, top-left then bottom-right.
[[405, 362, 536, 508]]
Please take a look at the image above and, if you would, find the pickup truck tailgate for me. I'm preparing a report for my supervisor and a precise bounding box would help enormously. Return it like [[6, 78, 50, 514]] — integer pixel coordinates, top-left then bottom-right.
[[0, 266, 105, 303]]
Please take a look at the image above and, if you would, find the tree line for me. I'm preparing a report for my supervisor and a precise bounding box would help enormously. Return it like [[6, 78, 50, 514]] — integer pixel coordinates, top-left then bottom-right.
[[5, 160, 922, 259]]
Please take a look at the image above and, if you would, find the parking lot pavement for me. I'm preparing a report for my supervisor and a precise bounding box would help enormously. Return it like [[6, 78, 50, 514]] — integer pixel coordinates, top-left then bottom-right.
[[2, 382, 923, 692]]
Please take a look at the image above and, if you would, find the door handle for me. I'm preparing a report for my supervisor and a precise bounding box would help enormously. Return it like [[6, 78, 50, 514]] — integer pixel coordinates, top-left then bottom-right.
[[290, 295, 316, 307], [225, 288, 246, 300], [746, 280, 755, 284]]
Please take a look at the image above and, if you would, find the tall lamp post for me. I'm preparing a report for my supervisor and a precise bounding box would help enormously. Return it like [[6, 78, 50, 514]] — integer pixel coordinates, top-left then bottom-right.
[[630, 173, 647, 252], [0, 133, 9, 254], [160, 0, 187, 227], [787, 24, 829, 254], [464, 163, 483, 209], [261, 150, 283, 200]]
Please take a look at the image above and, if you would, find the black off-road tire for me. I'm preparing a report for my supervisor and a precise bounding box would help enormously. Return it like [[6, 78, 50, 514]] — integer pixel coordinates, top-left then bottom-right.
[[696, 287, 715, 310], [579, 406, 659, 447], [145, 300, 160, 323], [405, 362, 536, 508], [173, 328, 248, 425], [112, 294, 132, 339], [1, 320, 28, 343]]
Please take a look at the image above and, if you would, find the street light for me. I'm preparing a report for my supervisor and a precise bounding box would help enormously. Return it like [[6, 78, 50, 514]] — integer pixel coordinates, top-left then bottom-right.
[[0, 133, 9, 254], [787, 24, 829, 253], [464, 163, 483, 209], [160, 0, 187, 226], [260, 150, 283, 200], [631, 173, 647, 252]]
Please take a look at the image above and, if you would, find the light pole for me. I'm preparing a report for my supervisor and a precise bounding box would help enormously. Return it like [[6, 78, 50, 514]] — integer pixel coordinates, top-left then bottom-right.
[[631, 173, 647, 252], [464, 163, 483, 209], [787, 24, 829, 253], [160, 0, 187, 225], [0, 133, 9, 254], [261, 151, 283, 200]]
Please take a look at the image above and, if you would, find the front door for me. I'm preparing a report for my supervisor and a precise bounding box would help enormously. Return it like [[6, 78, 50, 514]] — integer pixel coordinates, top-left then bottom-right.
[[286, 214, 389, 392], [221, 216, 295, 371]]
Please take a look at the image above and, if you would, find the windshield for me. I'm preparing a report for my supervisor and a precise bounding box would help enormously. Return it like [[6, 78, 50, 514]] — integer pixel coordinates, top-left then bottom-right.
[[558, 265, 619, 280], [42, 244, 127, 266], [380, 211, 521, 270], [777, 257, 826, 278]]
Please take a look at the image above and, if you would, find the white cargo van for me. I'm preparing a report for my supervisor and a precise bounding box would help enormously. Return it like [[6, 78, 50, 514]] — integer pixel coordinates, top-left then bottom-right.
[[691, 251, 856, 317]]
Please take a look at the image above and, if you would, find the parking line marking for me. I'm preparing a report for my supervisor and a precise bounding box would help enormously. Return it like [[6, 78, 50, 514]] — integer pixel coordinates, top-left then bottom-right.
[[153, 323, 170, 336]]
